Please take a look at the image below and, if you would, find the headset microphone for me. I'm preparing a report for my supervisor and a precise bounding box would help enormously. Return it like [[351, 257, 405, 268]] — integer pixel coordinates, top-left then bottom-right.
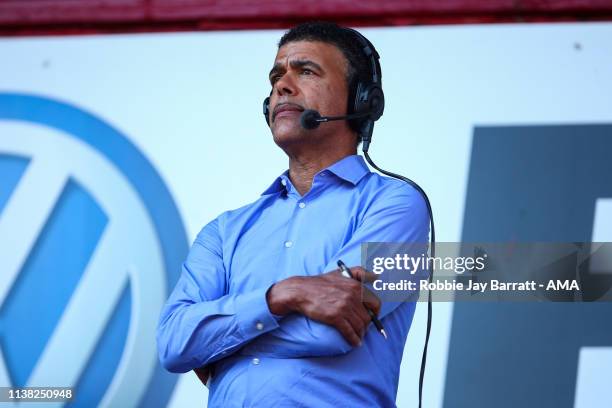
[[300, 109, 373, 130]]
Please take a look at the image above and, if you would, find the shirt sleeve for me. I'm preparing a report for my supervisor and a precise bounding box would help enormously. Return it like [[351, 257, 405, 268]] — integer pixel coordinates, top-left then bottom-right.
[[156, 218, 281, 373], [248, 181, 430, 358]]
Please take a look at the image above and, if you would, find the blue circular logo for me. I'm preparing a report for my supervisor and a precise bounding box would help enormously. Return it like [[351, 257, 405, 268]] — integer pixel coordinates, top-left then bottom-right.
[[0, 93, 187, 407]]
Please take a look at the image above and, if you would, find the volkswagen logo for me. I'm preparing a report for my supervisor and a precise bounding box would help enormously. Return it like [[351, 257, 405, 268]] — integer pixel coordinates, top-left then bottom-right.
[[0, 93, 187, 407]]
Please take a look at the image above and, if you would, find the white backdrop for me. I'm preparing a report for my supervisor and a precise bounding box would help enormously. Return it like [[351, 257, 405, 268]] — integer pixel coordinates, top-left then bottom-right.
[[1, 22, 611, 407]]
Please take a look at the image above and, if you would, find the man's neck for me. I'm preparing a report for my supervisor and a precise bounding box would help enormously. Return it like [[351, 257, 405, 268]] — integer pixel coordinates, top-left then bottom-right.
[[287, 147, 356, 196]]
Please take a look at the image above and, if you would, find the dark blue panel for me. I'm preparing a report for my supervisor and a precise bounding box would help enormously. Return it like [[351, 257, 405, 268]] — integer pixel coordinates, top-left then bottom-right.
[[444, 125, 612, 408]]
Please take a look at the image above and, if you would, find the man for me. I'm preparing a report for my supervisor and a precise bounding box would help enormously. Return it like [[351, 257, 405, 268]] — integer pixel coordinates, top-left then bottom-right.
[[156, 21, 429, 407]]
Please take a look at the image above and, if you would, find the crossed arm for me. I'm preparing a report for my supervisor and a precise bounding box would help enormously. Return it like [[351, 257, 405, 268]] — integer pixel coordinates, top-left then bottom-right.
[[155, 183, 429, 373]]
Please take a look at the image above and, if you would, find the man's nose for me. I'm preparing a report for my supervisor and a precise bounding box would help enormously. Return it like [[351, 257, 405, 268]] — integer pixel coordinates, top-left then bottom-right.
[[275, 72, 297, 96]]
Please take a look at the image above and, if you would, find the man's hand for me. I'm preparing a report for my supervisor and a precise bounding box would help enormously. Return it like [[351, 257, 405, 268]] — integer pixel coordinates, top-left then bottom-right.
[[194, 365, 210, 386], [266, 267, 381, 347]]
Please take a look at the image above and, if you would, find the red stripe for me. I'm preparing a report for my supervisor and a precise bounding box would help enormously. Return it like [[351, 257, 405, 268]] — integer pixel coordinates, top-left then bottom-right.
[[1, 0, 611, 36]]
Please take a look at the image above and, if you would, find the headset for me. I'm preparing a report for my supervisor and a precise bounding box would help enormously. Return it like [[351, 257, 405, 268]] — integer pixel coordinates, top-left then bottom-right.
[[263, 27, 435, 408]]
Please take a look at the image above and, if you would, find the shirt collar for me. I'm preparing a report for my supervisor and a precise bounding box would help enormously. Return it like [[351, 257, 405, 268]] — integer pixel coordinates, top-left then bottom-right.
[[261, 170, 291, 196], [261, 155, 370, 196], [324, 154, 370, 185]]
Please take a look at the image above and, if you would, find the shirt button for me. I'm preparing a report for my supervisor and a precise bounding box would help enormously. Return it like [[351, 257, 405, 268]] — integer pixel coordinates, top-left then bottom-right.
[[284, 241, 293, 248], [252, 358, 260, 365], [281, 179, 287, 186], [298, 202, 306, 209], [256, 322, 264, 331]]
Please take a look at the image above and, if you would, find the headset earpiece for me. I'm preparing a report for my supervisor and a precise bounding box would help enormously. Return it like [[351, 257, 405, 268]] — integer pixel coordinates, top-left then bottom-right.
[[353, 82, 385, 122], [263, 96, 271, 126], [342, 28, 385, 140], [364, 84, 384, 121]]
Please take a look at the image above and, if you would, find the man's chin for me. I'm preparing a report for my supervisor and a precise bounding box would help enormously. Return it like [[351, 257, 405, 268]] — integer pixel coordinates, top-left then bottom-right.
[[272, 124, 312, 146]]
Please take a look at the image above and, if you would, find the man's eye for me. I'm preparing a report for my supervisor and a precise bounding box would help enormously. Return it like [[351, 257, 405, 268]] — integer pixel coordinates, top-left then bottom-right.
[[270, 75, 280, 84], [302, 69, 313, 75]]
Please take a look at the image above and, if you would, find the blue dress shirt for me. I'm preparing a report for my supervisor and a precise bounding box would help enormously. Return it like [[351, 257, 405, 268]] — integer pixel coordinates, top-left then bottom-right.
[[156, 154, 429, 407]]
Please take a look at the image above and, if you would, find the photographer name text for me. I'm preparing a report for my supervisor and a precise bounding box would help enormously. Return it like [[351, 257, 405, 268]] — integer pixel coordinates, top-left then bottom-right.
[[373, 279, 580, 292]]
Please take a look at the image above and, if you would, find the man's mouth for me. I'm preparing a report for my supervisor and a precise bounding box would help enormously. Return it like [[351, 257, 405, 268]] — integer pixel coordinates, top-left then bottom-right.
[[273, 103, 304, 122]]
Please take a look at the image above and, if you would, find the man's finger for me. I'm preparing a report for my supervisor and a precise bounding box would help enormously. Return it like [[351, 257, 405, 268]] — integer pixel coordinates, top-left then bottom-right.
[[354, 302, 372, 329], [337, 318, 362, 347], [345, 305, 367, 339], [348, 266, 378, 283], [194, 365, 210, 386], [362, 288, 382, 316], [352, 303, 371, 336]]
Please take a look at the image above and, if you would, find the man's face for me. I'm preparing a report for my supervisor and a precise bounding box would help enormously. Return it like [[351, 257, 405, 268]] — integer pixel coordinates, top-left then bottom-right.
[[268, 40, 350, 146]]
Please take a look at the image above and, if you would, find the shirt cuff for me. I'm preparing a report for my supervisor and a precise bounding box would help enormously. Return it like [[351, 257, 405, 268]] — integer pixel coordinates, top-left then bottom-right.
[[235, 286, 281, 340]]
